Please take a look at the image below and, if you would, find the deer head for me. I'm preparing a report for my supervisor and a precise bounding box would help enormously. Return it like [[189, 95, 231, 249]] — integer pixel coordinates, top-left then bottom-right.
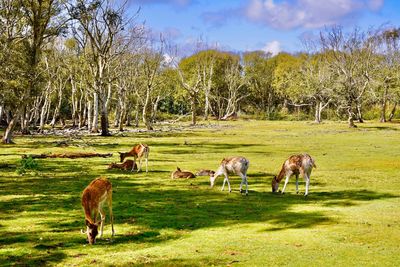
[[83, 219, 99, 245], [272, 176, 279, 192], [118, 152, 126, 162], [107, 163, 117, 169]]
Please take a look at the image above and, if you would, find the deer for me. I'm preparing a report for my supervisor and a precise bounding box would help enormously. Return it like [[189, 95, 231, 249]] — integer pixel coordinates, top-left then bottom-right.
[[195, 169, 215, 176], [81, 177, 114, 244], [210, 156, 250, 195], [171, 167, 196, 179], [107, 160, 137, 172], [118, 143, 149, 173], [272, 153, 316, 196]]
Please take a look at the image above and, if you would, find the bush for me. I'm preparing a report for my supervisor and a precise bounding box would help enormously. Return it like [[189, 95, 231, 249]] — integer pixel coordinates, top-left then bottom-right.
[[16, 156, 39, 175]]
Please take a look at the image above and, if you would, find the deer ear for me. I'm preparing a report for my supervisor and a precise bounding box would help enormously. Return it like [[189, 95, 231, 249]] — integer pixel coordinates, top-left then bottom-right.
[[85, 219, 90, 227], [177, 167, 181, 171], [118, 152, 122, 155]]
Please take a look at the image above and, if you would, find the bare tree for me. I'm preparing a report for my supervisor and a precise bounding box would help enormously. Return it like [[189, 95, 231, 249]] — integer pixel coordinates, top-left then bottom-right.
[[320, 26, 375, 127], [69, 0, 138, 136]]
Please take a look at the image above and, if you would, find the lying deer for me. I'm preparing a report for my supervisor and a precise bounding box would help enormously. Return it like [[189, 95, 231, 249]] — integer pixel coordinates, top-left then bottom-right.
[[107, 160, 137, 172], [196, 169, 215, 176], [171, 167, 196, 179], [210, 156, 250, 195], [118, 143, 149, 172], [81, 177, 114, 244], [272, 153, 316, 196]]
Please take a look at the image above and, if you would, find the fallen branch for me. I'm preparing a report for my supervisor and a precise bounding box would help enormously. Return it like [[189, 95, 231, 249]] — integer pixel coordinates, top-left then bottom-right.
[[22, 152, 113, 159]]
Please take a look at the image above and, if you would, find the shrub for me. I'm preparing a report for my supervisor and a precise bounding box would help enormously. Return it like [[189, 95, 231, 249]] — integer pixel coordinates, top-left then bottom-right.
[[16, 156, 39, 175]]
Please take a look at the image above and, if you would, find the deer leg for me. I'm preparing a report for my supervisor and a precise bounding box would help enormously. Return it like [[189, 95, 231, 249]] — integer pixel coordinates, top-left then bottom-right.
[[304, 174, 310, 196], [295, 174, 299, 194], [98, 207, 106, 238], [131, 157, 136, 172], [222, 177, 226, 191], [226, 175, 232, 193], [108, 195, 114, 237], [245, 175, 248, 195], [239, 173, 248, 195], [137, 157, 142, 172], [281, 174, 291, 194], [145, 157, 148, 173]]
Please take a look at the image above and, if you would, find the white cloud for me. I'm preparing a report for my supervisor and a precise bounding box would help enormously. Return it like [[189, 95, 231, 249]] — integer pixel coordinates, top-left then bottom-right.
[[262, 40, 281, 56], [244, 0, 385, 30]]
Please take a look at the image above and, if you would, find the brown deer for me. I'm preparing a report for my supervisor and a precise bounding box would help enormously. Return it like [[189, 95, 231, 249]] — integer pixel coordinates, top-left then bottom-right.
[[107, 160, 137, 171], [272, 153, 316, 196], [171, 167, 196, 179], [81, 177, 114, 244], [196, 169, 215, 176], [118, 143, 149, 172], [210, 156, 250, 195]]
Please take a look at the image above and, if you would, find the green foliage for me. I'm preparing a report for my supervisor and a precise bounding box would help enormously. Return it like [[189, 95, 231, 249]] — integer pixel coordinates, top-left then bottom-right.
[[16, 156, 39, 175]]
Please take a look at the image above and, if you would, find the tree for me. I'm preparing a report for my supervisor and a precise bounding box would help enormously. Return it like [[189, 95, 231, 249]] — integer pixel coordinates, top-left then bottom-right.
[[320, 26, 375, 127], [243, 51, 276, 118], [372, 28, 400, 122], [69, 0, 136, 136], [1, 0, 64, 143]]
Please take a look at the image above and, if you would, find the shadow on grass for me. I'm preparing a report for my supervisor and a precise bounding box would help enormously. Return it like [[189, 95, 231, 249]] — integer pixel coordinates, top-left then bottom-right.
[[2, 252, 67, 267], [0, 167, 398, 266]]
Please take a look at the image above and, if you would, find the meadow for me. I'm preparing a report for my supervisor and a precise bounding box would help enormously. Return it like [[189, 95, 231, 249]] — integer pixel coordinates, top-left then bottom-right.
[[0, 120, 399, 266]]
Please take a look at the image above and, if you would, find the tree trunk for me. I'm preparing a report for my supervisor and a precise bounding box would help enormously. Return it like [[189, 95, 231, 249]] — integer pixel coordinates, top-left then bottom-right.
[[50, 87, 63, 128], [151, 96, 160, 123], [87, 99, 92, 132], [314, 101, 321, 123], [0, 105, 3, 123], [20, 106, 30, 134], [126, 103, 132, 126], [204, 92, 210, 120], [1, 115, 18, 144], [100, 99, 111, 136], [71, 78, 78, 127], [380, 87, 388, 122], [39, 93, 50, 132], [134, 101, 140, 128], [142, 87, 153, 130], [348, 106, 356, 128], [191, 94, 197, 125], [114, 103, 121, 127], [91, 92, 99, 133], [356, 102, 363, 123], [388, 102, 397, 122]]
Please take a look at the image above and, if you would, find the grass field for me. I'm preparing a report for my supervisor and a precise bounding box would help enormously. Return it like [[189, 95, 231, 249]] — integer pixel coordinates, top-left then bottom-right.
[[0, 120, 399, 266]]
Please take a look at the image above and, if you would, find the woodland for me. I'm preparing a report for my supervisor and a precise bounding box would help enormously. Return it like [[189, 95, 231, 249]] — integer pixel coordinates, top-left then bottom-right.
[[0, 0, 400, 144]]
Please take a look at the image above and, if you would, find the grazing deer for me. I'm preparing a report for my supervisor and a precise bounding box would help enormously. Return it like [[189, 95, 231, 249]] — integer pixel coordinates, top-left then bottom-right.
[[118, 143, 149, 172], [171, 167, 196, 179], [210, 156, 250, 195], [107, 160, 137, 171], [196, 169, 215, 176], [81, 177, 114, 244], [272, 153, 316, 196]]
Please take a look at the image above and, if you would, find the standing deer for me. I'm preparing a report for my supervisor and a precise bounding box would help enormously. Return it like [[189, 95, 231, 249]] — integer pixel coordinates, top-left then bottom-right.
[[210, 156, 250, 195], [107, 160, 137, 171], [171, 167, 196, 179], [81, 177, 114, 244], [118, 143, 149, 172], [272, 153, 316, 196]]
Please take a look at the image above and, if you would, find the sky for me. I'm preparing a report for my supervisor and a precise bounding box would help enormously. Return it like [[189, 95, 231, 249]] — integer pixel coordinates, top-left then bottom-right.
[[127, 0, 400, 55]]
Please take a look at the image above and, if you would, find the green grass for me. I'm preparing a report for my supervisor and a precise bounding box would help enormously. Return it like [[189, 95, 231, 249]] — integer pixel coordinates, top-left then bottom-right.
[[0, 120, 399, 266]]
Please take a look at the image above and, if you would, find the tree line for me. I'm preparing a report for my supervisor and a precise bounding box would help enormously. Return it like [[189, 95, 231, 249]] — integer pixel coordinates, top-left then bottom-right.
[[1, 0, 399, 143]]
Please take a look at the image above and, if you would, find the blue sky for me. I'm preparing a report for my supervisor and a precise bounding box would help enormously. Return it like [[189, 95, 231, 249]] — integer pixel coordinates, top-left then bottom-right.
[[128, 0, 400, 55]]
